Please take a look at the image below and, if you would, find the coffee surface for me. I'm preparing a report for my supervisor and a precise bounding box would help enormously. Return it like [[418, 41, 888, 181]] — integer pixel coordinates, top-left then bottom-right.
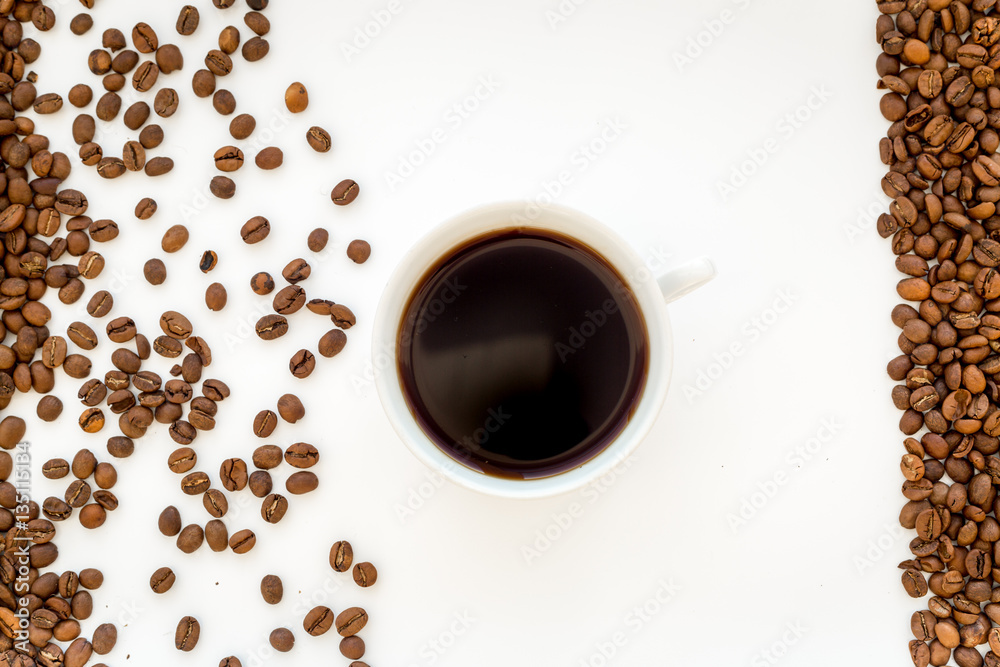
[[398, 229, 648, 479]]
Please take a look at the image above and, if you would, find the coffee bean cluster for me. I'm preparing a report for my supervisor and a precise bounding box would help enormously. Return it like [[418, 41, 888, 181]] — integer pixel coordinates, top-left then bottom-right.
[[872, 2, 1000, 666], [0, 0, 382, 665]]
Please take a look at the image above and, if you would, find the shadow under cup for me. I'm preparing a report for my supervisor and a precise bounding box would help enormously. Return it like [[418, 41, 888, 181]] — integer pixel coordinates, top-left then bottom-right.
[[396, 228, 649, 480]]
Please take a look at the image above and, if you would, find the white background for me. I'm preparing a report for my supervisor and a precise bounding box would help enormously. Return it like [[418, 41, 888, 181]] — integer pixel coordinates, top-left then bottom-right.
[[5, 0, 905, 666]]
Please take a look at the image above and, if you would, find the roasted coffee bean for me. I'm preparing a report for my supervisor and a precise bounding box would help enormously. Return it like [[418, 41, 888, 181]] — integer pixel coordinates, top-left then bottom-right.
[[249, 470, 272, 497], [251, 272, 274, 295], [282, 258, 310, 283], [78, 408, 104, 433], [213, 89, 236, 115], [205, 518, 228, 552], [42, 458, 69, 480], [158, 506, 181, 536], [177, 6, 200, 35], [252, 444, 283, 469], [256, 146, 282, 169], [95, 92, 121, 121], [255, 314, 287, 340], [335, 607, 368, 637], [240, 215, 269, 243], [37, 395, 62, 421], [0, 417, 25, 450], [263, 628, 296, 656], [353, 562, 377, 587], [229, 528, 255, 554], [154, 335, 183, 358], [71, 14, 94, 35], [260, 574, 282, 604], [192, 68, 215, 97], [260, 493, 286, 523], [307, 228, 329, 252], [289, 349, 315, 378], [230, 113, 255, 139], [154, 88, 179, 118], [332, 179, 359, 206], [176, 524, 204, 553], [168, 447, 197, 474], [286, 471, 318, 494], [150, 566, 175, 594], [162, 225, 189, 253], [107, 436, 135, 458], [304, 606, 333, 636], [133, 61, 159, 92], [206, 283, 227, 311], [175, 616, 200, 651], [284, 442, 318, 468], [252, 412, 280, 442], [340, 637, 365, 660], [181, 472, 210, 495], [307, 299, 335, 315], [160, 310, 192, 339], [220, 458, 248, 491], [245, 11, 270, 35], [330, 541, 353, 572], [68, 84, 93, 108], [112, 50, 140, 74], [145, 156, 174, 176], [106, 316, 136, 343], [273, 285, 305, 314], [67, 322, 97, 350], [306, 126, 331, 153], [206, 50, 233, 76], [347, 240, 371, 264], [139, 125, 164, 149], [330, 304, 356, 329], [210, 176, 236, 199], [243, 36, 269, 61], [123, 103, 150, 131], [200, 250, 219, 273], [277, 394, 305, 423], [144, 258, 166, 285], [203, 489, 228, 518]]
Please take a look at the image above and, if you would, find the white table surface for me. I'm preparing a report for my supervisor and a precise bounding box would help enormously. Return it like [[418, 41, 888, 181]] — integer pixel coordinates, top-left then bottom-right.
[[6, 0, 904, 665]]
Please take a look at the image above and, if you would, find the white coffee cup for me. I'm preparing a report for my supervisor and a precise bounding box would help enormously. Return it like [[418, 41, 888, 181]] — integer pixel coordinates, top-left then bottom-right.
[[372, 202, 714, 500]]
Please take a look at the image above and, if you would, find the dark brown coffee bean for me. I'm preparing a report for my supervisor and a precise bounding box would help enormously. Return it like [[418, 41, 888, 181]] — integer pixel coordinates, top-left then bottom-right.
[[78, 408, 104, 434], [42, 458, 69, 480], [219, 25, 241, 55], [304, 606, 333, 637], [154, 89, 179, 118], [330, 304, 356, 329], [245, 11, 270, 35], [249, 470, 272, 497], [277, 394, 305, 424], [284, 442, 318, 468], [132, 61, 159, 92], [340, 636, 365, 660], [242, 36, 269, 61], [331, 179, 359, 206], [210, 176, 236, 199], [160, 311, 192, 340], [273, 285, 306, 315], [112, 50, 139, 74], [205, 283, 227, 311], [181, 472, 210, 496], [903, 568, 929, 597], [335, 607, 368, 637], [255, 314, 287, 340], [88, 50, 111, 75], [213, 89, 236, 115], [71, 13, 93, 35], [260, 574, 282, 604], [261, 493, 287, 523], [347, 240, 371, 264], [229, 528, 256, 554], [230, 113, 255, 139], [32, 93, 61, 115], [154, 335, 183, 358], [289, 349, 316, 379], [240, 216, 273, 246], [205, 50, 233, 76], [175, 616, 199, 651], [203, 379, 230, 401], [132, 23, 158, 53], [192, 69, 216, 98], [144, 258, 166, 285], [306, 126, 331, 153], [203, 489, 228, 518], [0, 417, 24, 451], [123, 143, 146, 173], [37, 395, 62, 422], [352, 562, 377, 587], [253, 410, 277, 438], [150, 566, 175, 594], [251, 272, 274, 295], [176, 524, 204, 554], [177, 6, 200, 35], [286, 471, 318, 494], [158, 506, 181, 536], [168, 447, 197, 474], [95, 92, 121, 121], [145, 156, 174, 176], [97, 156, 126, 179], [256, 146, 282, 169], [282, 258, 310, 283], [252, 444, 283, 469], [330, 541, 353, 572], [67, 322, 97, 350], [220, 458, 248, 492], [64, 354, 93, 379], [307, 228, 329, 253], [107, 436, 135, 458], [139, 125, 164, 149], [307, 299, 335, 315], [123, 102, 150, 131]]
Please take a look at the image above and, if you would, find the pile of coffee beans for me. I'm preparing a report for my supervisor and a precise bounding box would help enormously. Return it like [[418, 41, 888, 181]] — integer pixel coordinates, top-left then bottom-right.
[[0, 0, 382, 665], [873, 2, 1000, 665]]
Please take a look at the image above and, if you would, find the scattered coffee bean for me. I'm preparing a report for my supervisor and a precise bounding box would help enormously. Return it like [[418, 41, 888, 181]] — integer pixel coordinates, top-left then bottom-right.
[[177, 6, 200, 35], [70, 14, 93, 36], [330, 304, 356, 329], [175, 616, 200, 651], [200, 250, 219, 273], [176, 524, 204, 553], [251, 272, 274, 295], [205, 518, 228, 551], [249, 470, 272, 497], [340, 636, 365, 660], [68, 84, 93, 108], [277, 394, 304, 424], [206, 283, 227, 312], [336, 607, 368, 637], [154, 88, 179, 117], [230, 113, 255, 139], [260, 574, 282, 604], [304, 606, 333, 636], [282, 258, 310, 283], [139, 124, 164, 149], [260, 493, 287, 523], [245, 11, 270, 35], [150, 566, 175, 593], [332, 179, 359, 206], [210, 176, 236, 199], [242, 36, 269, 61], [124, 101, 150, 130], [289, 349, 315, 379], [347, 240, 371, 264], [229, 528, 256, 554], [286, 471, 318, 494], [158, 506, 181, 536], [192, 68, 215, 97], [307, 228, 328, 252], [213, 89, 236, 115], [252, 444, 283, 469], [256, 146, 282, 169], [145, 156, 174, 176], [255, 314, 287, 341], [252, 409, 277, 438], [353, 562, 377, 587], [144, 258, 166, 285], [306, 126, 331, 153], [37, 395, 62, 421]]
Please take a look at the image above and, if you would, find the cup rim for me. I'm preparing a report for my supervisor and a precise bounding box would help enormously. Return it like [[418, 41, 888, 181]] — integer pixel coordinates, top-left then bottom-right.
[[372, 201, 673, 500]]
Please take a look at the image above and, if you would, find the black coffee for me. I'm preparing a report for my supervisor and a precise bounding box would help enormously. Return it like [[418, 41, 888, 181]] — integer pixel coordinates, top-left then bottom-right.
[[398, 229, 649, 479]]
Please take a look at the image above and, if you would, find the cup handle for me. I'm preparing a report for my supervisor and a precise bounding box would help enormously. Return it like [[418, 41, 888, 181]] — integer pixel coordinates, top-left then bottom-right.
[[657, 257, 716, 304]]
